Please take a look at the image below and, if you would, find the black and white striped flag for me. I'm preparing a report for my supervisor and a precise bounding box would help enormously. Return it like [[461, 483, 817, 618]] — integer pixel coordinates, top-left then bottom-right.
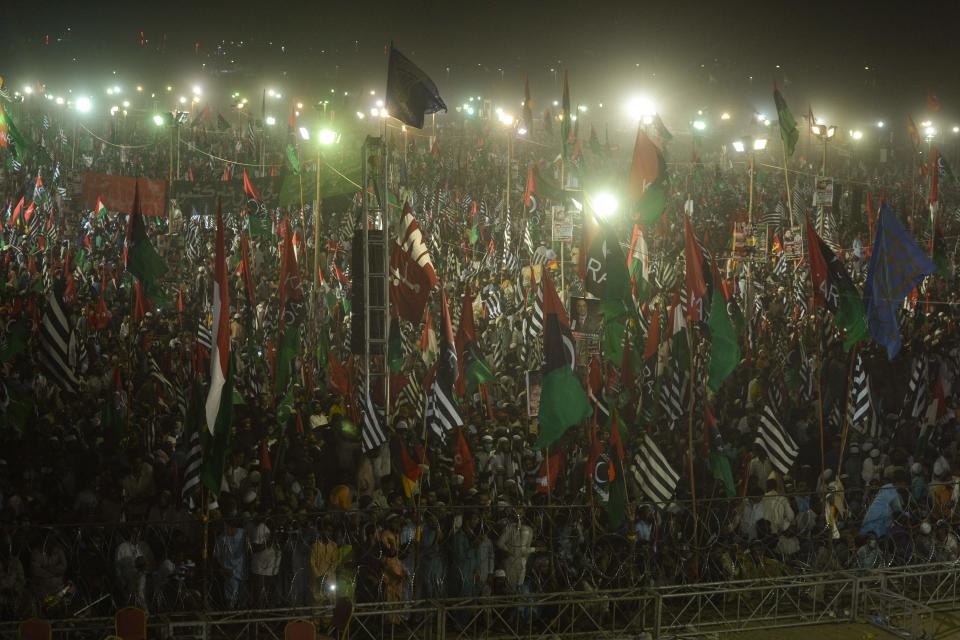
[[482, 288, 503, 320], [524, 280, 543, 340], [181, 427, 202, 509], [849, 353, 871, 427], [42, 115, 50, 130], [755, 404, 799, 474], [523, 220, 535, 255], [39, 288, 80, 393], [57, 128, 67, 145], [905, 357, 928, 419], [426, 291, 463, 445], [632, 433, 680, 507], [659, 364, 686, 421], [361, 387, 388, 453], [198, 319, 213, 351]]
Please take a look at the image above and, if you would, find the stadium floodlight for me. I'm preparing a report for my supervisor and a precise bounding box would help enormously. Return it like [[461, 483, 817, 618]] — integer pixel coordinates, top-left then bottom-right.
[[356, 111, 365, 119], [753, 138, 767, 151], [192, 85, 202, 96], [318, 129, 338, 145], [591, 192, 619, 220], [298, 127, 310, 141], [153, 114, 164, 126], [626, 95, 656, 121], [851, 130, 863, 140], [265, 116, 276, 126], [693, 120, 706, 131], [924, 126, 936, 137], [76, 97, 92, 113], [732, 140, 745, 153], [518, 126, 528, 135], [876, 121, 885, 128], [721, 112, 731, 120], [953, 126, 960, 134]]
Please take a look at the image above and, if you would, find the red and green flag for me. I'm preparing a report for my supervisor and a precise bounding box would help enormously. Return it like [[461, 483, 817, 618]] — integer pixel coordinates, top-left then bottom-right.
[[806, 219, 868, 350], [125, 186, 168, 307]]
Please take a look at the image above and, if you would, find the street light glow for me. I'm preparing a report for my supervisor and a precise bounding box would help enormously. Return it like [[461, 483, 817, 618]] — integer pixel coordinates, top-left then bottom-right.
[[23, 86, 33, 95], [591, 192, 619, 220], [732, 140, 745, 153], [876, 121, 885, 128], [152, 114, 164, 126], [720, 112, 731, 120], [953, 126, 960, 134], [753, 138, 767, 151], [55, 96, 64, 105], [692, 120, 706, 131], [318, 129, 337, 145], [192, 85, 202, 96], [298, 127, 310, 141], [498, 113, 515, 126], [851, 130, 863, 140], [626, 96, 657, 121], [265, 116, 276, 126], [76, 96, 92, 113], [924, 126, 936, 137]]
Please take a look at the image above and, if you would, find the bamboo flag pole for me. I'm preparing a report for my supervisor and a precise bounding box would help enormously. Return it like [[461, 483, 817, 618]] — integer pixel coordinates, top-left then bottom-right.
[[836, 345, 859, 474], [685, 319, 699, 577]]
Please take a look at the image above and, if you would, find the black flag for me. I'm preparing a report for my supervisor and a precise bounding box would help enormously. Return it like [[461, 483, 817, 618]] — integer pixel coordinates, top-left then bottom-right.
[[385, 44, 447, 129]]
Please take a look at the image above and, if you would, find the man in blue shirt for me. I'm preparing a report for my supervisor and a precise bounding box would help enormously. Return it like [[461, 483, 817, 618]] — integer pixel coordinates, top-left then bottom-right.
[[860, 470, 908, 538]]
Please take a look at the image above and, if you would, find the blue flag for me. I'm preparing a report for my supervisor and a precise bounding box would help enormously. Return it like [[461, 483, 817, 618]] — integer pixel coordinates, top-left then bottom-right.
[[864, 205, 936, 359]]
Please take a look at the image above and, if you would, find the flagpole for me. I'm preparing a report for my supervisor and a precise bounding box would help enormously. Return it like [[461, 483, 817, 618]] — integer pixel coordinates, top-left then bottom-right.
[[685, 320, 699, 578], [835, 345, 858, 479], [815, 313, 826, 480]]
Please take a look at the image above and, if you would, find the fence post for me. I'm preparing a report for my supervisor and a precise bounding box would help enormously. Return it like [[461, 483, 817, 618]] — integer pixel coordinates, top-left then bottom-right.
[[653, 592, 662, 639], [850, 576, 860, 622], [436, 604, 445, 640]]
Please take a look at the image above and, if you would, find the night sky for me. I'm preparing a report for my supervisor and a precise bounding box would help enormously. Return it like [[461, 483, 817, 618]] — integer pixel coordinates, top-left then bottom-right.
[[2, 0, 958, 132]]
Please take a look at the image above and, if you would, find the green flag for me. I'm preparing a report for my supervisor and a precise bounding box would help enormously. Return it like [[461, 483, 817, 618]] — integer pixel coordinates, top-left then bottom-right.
[[286, 143, 300, 174], [774, 88, 799, 157], [201, 356, 234, 494], [0, 319, 28, 362], [0, 105, 28, 159], [125, 193, 168, 306], [707, 276, 739, 392], [534, 274, 592, 449]]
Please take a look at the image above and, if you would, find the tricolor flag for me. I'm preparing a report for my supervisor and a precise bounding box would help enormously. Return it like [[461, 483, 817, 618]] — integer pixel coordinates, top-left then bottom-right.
[[95, 196, 108, 219], [201, 202, 233, 494]]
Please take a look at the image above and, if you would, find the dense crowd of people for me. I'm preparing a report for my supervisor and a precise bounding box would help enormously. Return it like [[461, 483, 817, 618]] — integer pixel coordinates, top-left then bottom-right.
[[2, 94, 960, 625]]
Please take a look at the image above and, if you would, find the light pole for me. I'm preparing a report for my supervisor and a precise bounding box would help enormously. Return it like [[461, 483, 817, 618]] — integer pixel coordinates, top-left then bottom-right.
[[497, 111, 517, 228], [313, 128, 339, 292], [810, 123, 836, 233], [732, 136, 768, 225]]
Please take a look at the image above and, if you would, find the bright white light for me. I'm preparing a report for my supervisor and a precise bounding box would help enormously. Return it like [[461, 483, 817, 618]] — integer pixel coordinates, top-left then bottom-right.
[[756, 113, 767, 122], [153, 114, 164, 126], [375, 99, 384, 108], [54, 96, 64, 105], [23, 86, 33, 95], [166, 85, 173, 92], [693, 120, 706, 131], [122, 100, 130, 108], [136, 86, 143, 92], [763, 119, 771, 126], [379, 108, 389, 118], [466, 106, 475, 116], [356, 111, 365, 119], [318, 129, 337, 145], [498, 113, 514, 126], [76, 96, 92, 113], [106, 88, 114, 95], [267, 89, 275, 97], [370, 90, 376, 96], [924, 126, 936, 137], [642, 115, 654, 125], [851, 130, 863, 140], [753, 138, 767, 151], [110, 106, 119, 115], [921, 120, 932, 127], [298, 127, 309, 141], [518, 127, 528, 135], [179, 96, 187, 105], [370, 108, 379, 117], [592, 192, 619, 220], [626, 96, 657, 121], [876, 121, 885, 128], [296, 102, 303, 110], [953, 126, 960, 134], [113, 86, 121, 94], [192, 85, 202, 96], [265, 116, 277, 126], [732, 141, 745, 153], [578, 105, 587, 113], [552, 100, 559, 107], [495, 107, 504, 116], [826, 126, 837, 139], [275, 93, 282, 99], [570, 114, 577, 121], [720, 112, 731, 120]]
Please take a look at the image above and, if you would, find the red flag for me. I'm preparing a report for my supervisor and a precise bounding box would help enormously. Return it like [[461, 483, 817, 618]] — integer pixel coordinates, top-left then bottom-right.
[[177, 287, 184, 315], [328, 352, 351, 398], [260, 440, 273, 471], [627, 128, 661, 203], [907, 116, 921, 151], [133, 280, 146, 322], [23, 202, 35, 224], [222, 164, 231, 181], [523, 163, 537, 209], [928, 88, 941, 113], [243, 169, 260, 200], [389, 204, 437, 323], [683, 216, 707, 320], [454, 286, 476, 397], [805, 219, 829, 308], [452, 427, 475, 490], [609, 417, 625, 464], [535, 450, 564, 494], [930, 146, 940, 206], [188, 166, 194, 182], [7, 196, 24, 227]]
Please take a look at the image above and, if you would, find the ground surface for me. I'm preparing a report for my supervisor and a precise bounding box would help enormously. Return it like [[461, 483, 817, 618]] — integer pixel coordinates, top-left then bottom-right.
[[725, 611, 960, 639]]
